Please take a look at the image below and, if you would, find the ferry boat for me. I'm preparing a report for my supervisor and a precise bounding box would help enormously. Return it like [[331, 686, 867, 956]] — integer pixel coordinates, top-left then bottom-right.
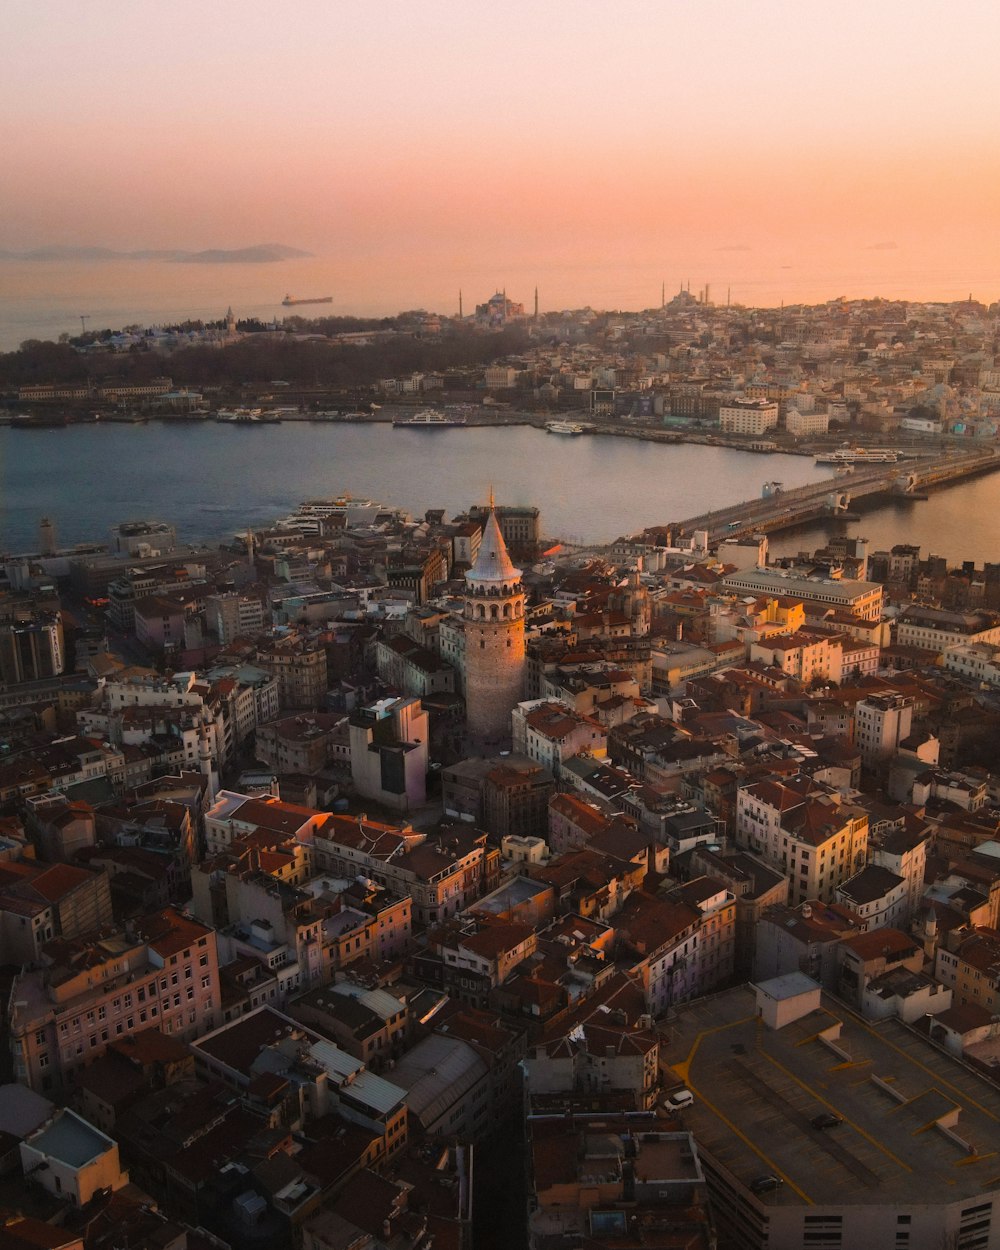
[[276, 496, 407, 533], [282, 295, 333, 307], [545, 420, 584, 435], [392, 409, 466, 428], [216, 408, 282, 424], [814, 448, 900, 465]]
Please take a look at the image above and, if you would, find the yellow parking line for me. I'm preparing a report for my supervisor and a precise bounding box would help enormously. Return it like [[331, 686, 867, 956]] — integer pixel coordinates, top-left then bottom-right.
[[687, 1079, 813, 1205], [755, 1047, 912, 1173], [670, 1014, 755, 1086], [855, 1020, 1000, 1123]]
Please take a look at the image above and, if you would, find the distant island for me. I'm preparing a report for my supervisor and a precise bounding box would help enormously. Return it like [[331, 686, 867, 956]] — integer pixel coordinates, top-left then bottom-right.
[[0, 243, 313, 264]]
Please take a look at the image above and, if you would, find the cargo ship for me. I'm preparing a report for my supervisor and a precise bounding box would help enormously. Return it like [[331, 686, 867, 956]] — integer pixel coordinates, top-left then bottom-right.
[[282, 295, 333, 306]]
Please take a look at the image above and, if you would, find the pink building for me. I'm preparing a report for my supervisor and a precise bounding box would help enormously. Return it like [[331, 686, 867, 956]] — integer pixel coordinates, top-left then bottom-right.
[[9, 908, 221, 1094]]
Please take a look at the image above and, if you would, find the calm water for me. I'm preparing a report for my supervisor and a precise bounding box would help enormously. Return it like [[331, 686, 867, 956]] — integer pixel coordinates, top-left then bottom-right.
[[2, 422, 997, 564], [2, 423, 832, 553], [4, 253, 1000, 350]]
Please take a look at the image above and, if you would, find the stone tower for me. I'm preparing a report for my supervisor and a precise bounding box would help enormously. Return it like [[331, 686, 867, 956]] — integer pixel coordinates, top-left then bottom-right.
[[464, 501, 527, 741]]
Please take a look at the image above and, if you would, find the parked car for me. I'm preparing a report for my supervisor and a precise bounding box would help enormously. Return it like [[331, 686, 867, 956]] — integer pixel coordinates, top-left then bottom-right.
[[664, 1088, 694, 1111], [811, 1113, 844, 1130], [750, 1174, 784, 1194]]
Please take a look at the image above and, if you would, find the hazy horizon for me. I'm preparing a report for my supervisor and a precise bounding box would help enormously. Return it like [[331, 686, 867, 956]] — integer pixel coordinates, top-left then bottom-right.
[[3, 0, 1000, 323]]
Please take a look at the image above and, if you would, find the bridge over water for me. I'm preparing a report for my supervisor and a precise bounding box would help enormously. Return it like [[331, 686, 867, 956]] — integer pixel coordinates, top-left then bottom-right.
[[661, 448, 1000, 544]]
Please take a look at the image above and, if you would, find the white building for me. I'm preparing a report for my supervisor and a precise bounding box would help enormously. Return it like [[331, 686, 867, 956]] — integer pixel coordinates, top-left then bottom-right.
[[718, 397, 779, 435], [349, 696, 429, 814], [942, 642, 1000, 686], [854, 693, 913, 769], [836, 865, 909, 930]]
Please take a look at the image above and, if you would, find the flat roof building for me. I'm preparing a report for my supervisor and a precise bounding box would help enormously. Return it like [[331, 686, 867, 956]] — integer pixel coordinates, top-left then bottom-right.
[[721, 568, 884, 622], [659, 981, 1000, 1249]]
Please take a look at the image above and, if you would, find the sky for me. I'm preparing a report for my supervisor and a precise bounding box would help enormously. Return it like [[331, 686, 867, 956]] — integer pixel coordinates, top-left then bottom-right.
[[3, 1, 1000, 308]]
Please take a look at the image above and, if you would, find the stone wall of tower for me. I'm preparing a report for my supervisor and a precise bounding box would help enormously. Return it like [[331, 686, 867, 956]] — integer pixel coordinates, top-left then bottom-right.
[[465, 612, 527, 740]]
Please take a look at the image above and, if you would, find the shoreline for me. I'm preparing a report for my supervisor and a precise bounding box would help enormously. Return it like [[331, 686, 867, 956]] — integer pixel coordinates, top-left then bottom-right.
[[2, 403, 953, 462]]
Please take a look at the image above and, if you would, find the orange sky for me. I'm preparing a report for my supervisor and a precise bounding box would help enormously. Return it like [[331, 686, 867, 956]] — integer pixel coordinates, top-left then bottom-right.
[[2, 1, 1000, 305]]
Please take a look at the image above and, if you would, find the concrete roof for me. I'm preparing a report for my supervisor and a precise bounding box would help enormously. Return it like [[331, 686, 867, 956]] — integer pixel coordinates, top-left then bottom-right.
[[25, 1109, 113, 1168], [753, 971, 820, 1001], [660, 983, 1000, 1208]]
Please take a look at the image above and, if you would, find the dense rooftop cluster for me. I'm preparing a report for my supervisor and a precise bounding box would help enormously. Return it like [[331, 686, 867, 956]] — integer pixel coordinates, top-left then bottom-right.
[[3, 378, 1000, 1247]]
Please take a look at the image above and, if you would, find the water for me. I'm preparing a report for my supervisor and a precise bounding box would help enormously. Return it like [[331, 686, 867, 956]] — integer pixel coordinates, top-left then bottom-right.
[[3, 421, 998, 564], [767, 474, 1000, 566], [1, 422, 833, 553], [3, 253, 1000, 351]]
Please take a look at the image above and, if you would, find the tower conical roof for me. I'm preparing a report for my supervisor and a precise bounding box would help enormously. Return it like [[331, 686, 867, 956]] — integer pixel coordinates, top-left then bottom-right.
[[467, 507, 520, 583]]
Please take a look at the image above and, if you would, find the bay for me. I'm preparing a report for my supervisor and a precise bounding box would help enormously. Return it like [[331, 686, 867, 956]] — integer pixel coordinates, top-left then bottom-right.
[[2, 422, 997, 564], [2, 423, 830, 554]]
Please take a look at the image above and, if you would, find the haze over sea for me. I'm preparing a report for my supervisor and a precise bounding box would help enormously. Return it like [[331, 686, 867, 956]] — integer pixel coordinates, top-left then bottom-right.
[[3, 251, 1000, 350], [3, 423, 999, 567]]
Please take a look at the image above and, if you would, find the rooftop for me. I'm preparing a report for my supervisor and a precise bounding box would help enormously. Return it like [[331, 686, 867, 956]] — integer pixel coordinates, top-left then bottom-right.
[[660, 983, 1000, 1208], [25, 1109, 114, 1169]]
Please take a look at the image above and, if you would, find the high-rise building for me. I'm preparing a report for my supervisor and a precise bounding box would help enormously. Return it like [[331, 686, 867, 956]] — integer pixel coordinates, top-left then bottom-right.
[[0, 611, 64, 684], [464, 503, 527, 740]]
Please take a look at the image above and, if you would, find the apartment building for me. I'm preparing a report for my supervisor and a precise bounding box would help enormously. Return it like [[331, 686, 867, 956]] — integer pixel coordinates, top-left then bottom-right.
[[855, 692, 913, 769], [736, 774, 869, 906], [9, 908, 221, 1094], [257, 636, 328, 710], [512, 700, 607, 779], [314, 816, 499, 926], [205, 592, 268, 645]]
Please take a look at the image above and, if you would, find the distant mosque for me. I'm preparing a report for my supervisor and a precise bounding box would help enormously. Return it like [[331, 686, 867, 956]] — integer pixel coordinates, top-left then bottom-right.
[[474, 290, 526, 326]]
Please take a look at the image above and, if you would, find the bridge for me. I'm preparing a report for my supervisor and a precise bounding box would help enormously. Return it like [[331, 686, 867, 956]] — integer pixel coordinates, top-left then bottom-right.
[[662, 448, 1000, 545]]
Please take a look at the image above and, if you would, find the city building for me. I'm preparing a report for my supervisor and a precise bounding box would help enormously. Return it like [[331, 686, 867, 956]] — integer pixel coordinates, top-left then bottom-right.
[[855, 692, 913, 769], [718, 397, 780, 435], [9, 908, 221, 1094], [736, 774, 869, 906], [659, 977, 1000, 1250], [348, 696, 429, 814]]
